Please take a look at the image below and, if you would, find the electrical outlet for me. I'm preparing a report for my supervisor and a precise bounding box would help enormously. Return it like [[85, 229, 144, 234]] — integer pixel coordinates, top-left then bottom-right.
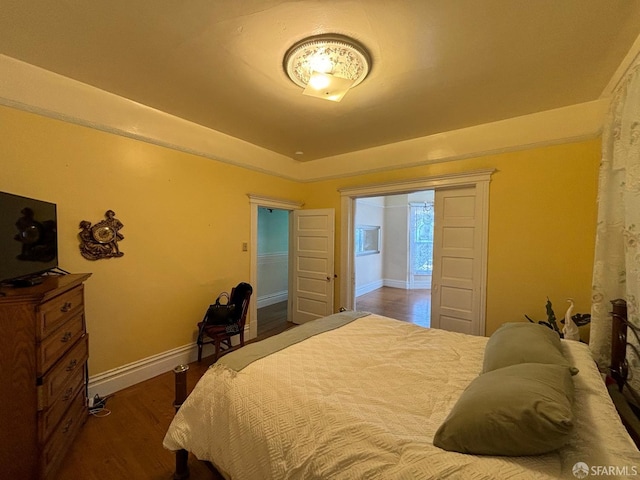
[[242, 242, 248, 252]]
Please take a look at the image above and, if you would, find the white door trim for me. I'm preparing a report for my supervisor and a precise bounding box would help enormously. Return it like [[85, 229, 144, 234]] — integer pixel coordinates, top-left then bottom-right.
[[248, 194, 303, 340], [338, 169, 494, 333]]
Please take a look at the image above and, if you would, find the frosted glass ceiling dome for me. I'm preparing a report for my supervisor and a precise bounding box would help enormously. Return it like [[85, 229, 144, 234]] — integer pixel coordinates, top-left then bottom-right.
[[283, 34, 371, 102]]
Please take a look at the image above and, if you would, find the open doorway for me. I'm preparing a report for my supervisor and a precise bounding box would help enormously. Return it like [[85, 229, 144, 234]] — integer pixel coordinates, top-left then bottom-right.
[[354, 192, 433, 328], [256, 207, 290, 337], [249, 194, 302, 341], [339, 169, 493, 336], [249, 195, 335, 339]]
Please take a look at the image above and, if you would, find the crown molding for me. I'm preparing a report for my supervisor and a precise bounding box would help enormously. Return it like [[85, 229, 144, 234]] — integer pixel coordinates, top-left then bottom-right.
[[601, 31, 640, 97], [302, 100, 608, 182], [1, 54, 609, 184], [0, 55, 302, 180]]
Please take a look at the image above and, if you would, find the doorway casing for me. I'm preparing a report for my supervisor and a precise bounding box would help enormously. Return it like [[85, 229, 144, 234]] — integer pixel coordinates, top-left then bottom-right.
[[248, 194, 303, 340], [339, 169, 494, 335]]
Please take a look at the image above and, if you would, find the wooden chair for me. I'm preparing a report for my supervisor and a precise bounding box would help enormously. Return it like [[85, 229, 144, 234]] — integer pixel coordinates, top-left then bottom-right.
[[196, 282, 253, 363]]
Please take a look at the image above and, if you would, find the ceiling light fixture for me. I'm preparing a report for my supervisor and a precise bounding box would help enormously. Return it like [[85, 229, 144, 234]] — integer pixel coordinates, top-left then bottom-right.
[[283, 34, 371, 102]]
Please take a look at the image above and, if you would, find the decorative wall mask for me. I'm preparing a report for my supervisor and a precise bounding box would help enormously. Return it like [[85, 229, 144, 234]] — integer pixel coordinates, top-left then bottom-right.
[[79, 210, 124, 260]]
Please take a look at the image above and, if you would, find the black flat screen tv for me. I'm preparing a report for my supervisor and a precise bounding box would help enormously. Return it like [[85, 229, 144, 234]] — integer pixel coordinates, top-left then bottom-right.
[[0, 191, 58, 286]]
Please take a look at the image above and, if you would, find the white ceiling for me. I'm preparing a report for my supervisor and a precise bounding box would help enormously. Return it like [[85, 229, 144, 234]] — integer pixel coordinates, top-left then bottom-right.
[[2, 1, 640, 162]]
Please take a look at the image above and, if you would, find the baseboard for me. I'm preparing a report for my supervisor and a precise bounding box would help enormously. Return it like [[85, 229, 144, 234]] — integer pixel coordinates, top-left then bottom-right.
[[355, 279, 384, 297], [87, 343, 199, 400], [87, 327, 246, 399], [256, 290, 288, 308], [356, 279, 432, 295], [383, 279, 408, 290]]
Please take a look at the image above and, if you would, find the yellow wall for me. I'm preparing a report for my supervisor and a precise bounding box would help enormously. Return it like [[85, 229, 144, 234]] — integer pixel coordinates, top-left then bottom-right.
[[0, 105, 304, 374], [304, 140, 600, 337], [0, 104, 600, 375]]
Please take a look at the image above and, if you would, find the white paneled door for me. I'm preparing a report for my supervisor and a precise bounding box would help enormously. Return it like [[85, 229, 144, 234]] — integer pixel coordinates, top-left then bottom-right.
[[431, 187, 484, 335], [290, 209, 335, 324]]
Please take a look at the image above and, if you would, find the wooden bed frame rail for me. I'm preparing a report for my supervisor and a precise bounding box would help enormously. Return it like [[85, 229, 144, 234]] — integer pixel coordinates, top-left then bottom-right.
[[611, 299, 629, 390], [609, 299, 640, 448], [173, 364, 190, 480]]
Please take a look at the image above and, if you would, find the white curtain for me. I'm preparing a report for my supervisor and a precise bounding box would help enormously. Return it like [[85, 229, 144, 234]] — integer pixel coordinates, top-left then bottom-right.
[[590, 61, 640, 369]]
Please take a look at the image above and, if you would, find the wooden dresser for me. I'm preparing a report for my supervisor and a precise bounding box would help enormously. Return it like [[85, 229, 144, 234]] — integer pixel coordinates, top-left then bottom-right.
[[0, 273, 91, 480]]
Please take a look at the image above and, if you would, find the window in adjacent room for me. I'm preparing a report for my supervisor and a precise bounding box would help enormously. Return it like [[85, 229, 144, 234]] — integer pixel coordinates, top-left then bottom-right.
[[409, 202, 434, 274]]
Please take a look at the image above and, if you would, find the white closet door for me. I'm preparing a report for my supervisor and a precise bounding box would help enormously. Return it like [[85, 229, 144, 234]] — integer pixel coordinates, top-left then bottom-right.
[[290, 209, 335, 324], [431, 187, 484, 335]]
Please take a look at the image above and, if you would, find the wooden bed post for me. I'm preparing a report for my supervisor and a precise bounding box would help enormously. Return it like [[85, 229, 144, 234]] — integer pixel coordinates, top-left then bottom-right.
[[610, 299, 628, 392], [173, 364, 190, 480], [608, 299, 640, 448]]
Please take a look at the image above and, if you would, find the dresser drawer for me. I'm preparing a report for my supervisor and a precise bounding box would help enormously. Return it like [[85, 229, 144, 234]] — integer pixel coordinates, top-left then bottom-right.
[[37, 312, 85, 376], [38, 364, 85, 443], [40, 388, 86, 480], [37, 286, 84, 341], [39, 335, 88, 410]]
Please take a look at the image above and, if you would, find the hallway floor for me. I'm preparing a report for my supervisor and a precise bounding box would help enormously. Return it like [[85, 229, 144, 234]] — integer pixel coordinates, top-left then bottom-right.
[[257, 287, 431, 333], [356, 286, 431, 328]]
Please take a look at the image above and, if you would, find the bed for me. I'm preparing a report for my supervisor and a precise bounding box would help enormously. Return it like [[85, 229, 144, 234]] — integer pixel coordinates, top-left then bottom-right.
[[164, 306, 640, 479]]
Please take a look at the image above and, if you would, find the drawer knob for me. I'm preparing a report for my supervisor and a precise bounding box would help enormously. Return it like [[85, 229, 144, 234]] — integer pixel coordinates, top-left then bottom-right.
[[62, 387, 73, 401], [61, 331, 72, 343], [66, 359, 78, 371], [62, 418, 73, 434], [60, 302, 73, 313]]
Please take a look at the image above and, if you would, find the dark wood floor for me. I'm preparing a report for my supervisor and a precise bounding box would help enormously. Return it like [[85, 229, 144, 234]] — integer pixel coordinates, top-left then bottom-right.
[[55, 358, 219, 480], [356, 286, 431, 328], [257, 300, 290, 337], [55, 307, 296, 480], [55, 287, 429, 480], [257, 287, 432, 335]]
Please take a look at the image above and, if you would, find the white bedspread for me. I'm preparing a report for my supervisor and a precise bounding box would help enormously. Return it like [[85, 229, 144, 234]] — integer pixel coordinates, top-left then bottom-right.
[[163, 314, 640, 479]]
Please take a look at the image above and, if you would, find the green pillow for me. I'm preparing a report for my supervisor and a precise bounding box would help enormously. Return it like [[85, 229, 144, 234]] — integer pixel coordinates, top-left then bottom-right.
[[483, 322, 578, 375], [433, 363, 575, 456]]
